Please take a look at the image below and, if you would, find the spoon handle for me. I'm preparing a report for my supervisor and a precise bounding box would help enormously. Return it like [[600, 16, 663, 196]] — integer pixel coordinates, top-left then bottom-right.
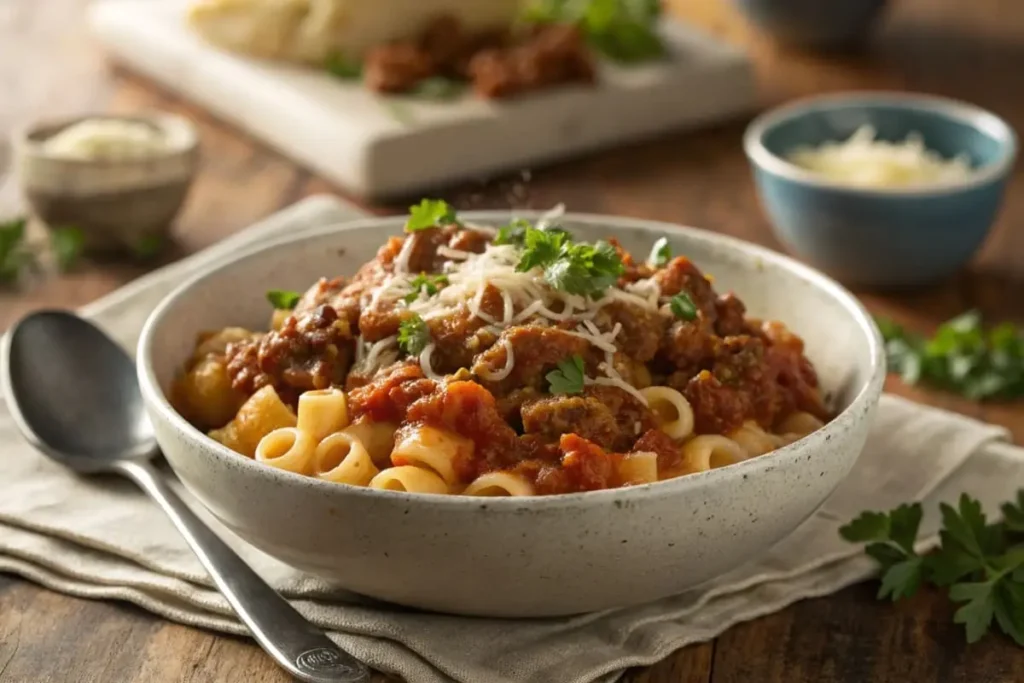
[[117, 460, 371, 683]]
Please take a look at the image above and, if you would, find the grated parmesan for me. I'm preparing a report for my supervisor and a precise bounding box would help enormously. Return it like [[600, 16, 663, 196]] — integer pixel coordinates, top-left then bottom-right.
[[786, 124, 974, 188]]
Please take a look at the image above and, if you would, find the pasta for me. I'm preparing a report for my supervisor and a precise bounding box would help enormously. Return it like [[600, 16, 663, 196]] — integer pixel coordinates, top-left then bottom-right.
[[313, 432, 379, 485], [255, 427, 317, 474], [172, 200, 834, 496], [369, 466, 449, 494]]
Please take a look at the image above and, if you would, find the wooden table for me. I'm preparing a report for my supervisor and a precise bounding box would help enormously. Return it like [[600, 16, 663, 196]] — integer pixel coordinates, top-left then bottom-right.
[[2, 1, 1023, 681]]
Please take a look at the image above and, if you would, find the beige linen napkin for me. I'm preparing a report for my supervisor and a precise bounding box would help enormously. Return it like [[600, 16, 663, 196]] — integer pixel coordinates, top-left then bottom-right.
[[2, 195, 1023, 683]]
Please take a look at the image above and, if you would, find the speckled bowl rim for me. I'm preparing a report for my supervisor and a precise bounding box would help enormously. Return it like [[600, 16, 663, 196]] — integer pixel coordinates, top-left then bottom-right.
[[137, 212, 886, 509], [744, 91, 1018, 197]]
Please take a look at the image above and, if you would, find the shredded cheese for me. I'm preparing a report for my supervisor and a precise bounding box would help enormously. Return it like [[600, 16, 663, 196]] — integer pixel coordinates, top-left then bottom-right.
[[786, 124, 974, 188]]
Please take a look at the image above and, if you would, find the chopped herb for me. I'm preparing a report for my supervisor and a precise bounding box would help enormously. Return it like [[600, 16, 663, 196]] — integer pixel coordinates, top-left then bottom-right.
[[404, 273, 448, 303], [407, 199, 459, 232], [50, 226, 84, 271], [670, 292, 698, 321], [515, 225, 624, 298], [522, 0, 665, 64], [878, 311, 1024, 400], [266, 289, 301, 310], [325, 52, 363, 80], [546, 354, 586, 395], [398, 314, 431, 356], [410, 76, 465, 100], [648, 236, 671, 267], [133, 233, 165, 261], [841, 491, 1024, 645], [494, 219, 533, 246], [0, 218, 37, 285]]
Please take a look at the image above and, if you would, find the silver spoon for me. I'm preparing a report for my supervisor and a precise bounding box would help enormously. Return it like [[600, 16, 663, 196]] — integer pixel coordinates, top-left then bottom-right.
[[1, 310, 370, 683]]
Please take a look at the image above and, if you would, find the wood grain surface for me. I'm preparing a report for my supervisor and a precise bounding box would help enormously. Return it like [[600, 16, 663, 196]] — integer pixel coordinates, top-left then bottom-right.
[[2, 0, 1023, 681]]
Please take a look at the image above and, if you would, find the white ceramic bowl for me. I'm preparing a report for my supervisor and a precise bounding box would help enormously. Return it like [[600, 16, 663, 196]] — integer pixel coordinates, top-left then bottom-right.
[[137, 213, 885, 618]]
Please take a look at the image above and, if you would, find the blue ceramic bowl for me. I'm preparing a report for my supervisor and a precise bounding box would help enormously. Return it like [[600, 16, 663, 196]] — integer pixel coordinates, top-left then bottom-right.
[[744, 92, 1017, 288], [733, 0, 888, 51]]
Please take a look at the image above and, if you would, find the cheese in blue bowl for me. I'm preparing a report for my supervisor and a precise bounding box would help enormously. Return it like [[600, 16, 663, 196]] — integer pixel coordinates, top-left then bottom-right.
[[744, 92, 1017, 288]]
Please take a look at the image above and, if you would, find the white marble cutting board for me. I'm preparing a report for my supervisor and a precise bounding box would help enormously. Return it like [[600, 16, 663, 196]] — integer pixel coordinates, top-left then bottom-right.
[[89, 0, 756, 199]]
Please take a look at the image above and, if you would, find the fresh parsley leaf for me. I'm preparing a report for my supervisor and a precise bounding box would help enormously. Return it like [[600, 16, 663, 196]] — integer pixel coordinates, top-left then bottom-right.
[[398, 314, 431, 356], [523, 0, 665, 63], [407, 199, 459, 232], [410, 76, 465, 100], [879, 556, 925, 601], [326, 52, 363, 80], [670, 292, 698, 321], [50, 226, 84, 271], [951, 581, 997, 644], [266, 289, 301, 310], [648, 236, 671, 267], [404, 273, 448, 303], [546, 354, 585, 395], [843, 490, 1024, 646], [877, 312, 1024, 401], [0, 217, 32, 284], [495, 218, 571, 247], [514, 226, 624, 298]]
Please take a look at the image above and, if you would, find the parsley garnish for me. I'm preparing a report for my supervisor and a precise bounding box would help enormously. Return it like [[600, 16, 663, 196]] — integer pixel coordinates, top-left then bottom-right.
[[133, 233, 165, 261], [404, 273, 448, 303], [515, 225, 624, 298], [670, 292, 698, 321], [648, 236, 671, 267], [266, 289, 301, 310], [841, 491, 1024, 645], [546, 354, 586, 395], [50, 226, 84, 271], [398, 314, 431, 356], [879, 311, 1024, 400], [495, 219, 572, 247], [325, 52, 363, 80], [523, 0, 665, 63], [407, 199, 459, 232], [0, 217, 33, 284]]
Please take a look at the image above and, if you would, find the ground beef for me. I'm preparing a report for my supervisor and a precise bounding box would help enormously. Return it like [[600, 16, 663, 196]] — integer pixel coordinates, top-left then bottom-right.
[[225, 305, 354, 407], [593, 300, 667, 363], [347, 361, 436, 423], [714, 293, 750, 337], [420, 15, 507, 78], [427, 297, 500, 375], [364, 42, 436, 93], [520, 386, 653, 452], [632, 428, 681, 474], [473, 325, 591, 398], [468, 24, 595, 99], [653, 256, 718, 317]]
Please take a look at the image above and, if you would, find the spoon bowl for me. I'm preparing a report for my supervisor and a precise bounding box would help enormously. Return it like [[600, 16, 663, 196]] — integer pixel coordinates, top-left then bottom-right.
[[2, 310, 155, 471]]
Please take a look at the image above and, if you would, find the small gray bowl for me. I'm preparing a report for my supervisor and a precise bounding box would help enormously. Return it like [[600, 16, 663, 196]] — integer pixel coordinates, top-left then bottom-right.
[[733, 0, 889, 51], [744, 92, 1017, 289], [15, 113, 199, 257]]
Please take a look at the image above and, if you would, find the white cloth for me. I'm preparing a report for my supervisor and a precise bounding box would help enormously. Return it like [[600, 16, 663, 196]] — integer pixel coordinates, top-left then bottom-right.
[[1, 196, 1021, 683]]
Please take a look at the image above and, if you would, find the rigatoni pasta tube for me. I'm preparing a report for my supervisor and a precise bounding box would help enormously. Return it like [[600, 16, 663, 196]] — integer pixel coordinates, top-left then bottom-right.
[[297, 388, 349, 442], [680, 435, 748, 474], [255, 427, 316, 475], [313, 432, 379, 486], [369, 466, 448, 494], [639, 386, 694, 440], [390, 425, 473, 486], [230, 385, 297, 457], [463, 472, 535, 497], [777, 412, 825, 437]]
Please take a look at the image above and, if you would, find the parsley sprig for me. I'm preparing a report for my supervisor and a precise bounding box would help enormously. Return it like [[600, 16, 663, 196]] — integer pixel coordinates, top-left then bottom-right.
[[547, 354, 586, 395], [404, 273, 448, 303], [841, 491, 1024, 645], [407, 199, 459, 232], [879, 311, 1024, 400], [514, 224, 624, 298], [495, 218, 572, 247], [266, 289, 301, 310], [0, 217, 84, 285], [669, 292, 697, 321], [398, 314, 431, 356], [523, 0, 665, 63], [648, 236, 671, 267]]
